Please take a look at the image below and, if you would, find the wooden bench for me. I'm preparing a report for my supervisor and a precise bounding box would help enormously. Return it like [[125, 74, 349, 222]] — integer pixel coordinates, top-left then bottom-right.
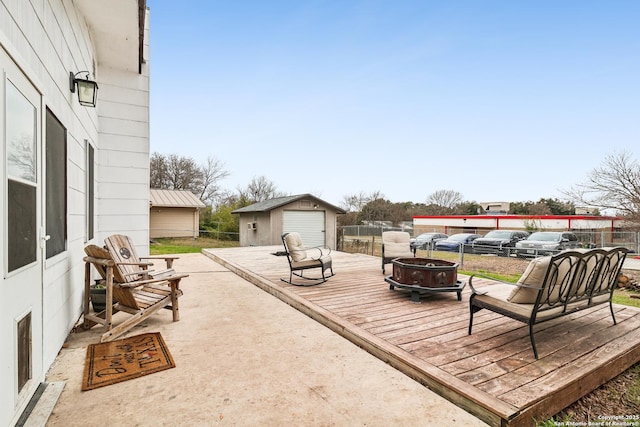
[[468, 247, 628, 359]]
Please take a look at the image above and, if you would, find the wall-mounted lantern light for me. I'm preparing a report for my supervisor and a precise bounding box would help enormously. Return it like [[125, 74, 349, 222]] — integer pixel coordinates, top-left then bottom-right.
[[69, 71, 98, 107]]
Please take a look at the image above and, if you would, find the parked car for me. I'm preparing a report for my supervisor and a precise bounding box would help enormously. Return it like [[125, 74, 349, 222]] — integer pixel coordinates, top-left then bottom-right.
[[471, 230, 530, 256], [514, 231, 583, 257], [410, 232, 449, 250], [434, 233, 481, 253]]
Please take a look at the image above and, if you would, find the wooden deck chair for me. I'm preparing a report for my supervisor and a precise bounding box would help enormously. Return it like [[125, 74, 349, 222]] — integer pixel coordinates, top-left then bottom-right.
[[104, 234, 179, 280], [381, 231, 415, 274], [82, 243, 188, 342], [281, 232, 334, 286]]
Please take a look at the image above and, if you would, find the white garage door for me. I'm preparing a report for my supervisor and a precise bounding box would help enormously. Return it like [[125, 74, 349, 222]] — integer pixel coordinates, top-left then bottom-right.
[[283, 211, 326, 248]]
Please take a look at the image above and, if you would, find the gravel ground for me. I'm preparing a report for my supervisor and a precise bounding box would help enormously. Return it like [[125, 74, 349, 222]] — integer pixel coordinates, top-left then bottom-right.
[[455, 254, 530, 276]]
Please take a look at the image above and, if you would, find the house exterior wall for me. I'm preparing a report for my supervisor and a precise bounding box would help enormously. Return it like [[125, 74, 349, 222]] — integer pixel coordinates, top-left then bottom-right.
[[150, 207, 200, 238], [0, 1, 149, 425], [96, 13, 151, 257]]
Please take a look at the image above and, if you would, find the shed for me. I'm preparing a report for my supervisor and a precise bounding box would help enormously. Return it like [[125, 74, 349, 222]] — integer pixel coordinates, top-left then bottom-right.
[[150, 189, 206, 238], [233, 194, 345, 249]]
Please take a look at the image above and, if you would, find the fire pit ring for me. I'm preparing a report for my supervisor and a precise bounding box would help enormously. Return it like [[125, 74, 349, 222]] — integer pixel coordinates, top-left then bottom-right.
[[384, 257, 465, 303]]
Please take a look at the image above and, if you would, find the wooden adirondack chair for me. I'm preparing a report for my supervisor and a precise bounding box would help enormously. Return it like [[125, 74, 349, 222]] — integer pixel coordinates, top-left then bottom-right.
[[104, 234, 179, 280], [82, 240, 188, 343]]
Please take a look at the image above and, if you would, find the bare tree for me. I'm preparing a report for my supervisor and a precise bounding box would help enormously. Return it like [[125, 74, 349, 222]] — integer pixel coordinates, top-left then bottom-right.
[[150, 152, 169, 188], [199, 156, 230, 204], [237, 175, 287, 203], [8, 135, 36, 181], [426, 190, 464, 210], [340, 190, 385, 212], [150, 152, 229, 206], [562, 151, 640, 225], [166, 154, 200, 190]]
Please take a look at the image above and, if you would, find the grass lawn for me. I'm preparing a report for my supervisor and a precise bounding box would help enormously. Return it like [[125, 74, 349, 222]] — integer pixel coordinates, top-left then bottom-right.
[[149, 237, 239, 255], [613, 289, 640, 308]]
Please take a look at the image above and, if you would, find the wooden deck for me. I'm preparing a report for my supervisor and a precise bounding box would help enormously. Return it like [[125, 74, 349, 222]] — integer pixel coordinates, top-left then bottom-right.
[[203, 246, 640, 427]]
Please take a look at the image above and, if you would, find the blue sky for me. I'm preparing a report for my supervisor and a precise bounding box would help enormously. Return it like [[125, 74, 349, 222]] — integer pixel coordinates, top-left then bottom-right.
[[147, 1, 639, 208]]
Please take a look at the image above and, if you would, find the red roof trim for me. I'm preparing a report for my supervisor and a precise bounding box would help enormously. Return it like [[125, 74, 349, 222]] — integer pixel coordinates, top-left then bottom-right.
[[412, 214, 621, 220]]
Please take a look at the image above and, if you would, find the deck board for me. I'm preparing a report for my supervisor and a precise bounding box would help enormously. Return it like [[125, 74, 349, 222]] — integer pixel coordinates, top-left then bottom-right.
[[203, 246, 640, 427]]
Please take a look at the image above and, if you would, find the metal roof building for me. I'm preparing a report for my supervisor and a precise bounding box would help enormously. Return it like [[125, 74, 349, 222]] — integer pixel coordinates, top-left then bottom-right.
[[233, 194, 345, 249], [150, 189, 206, 238]]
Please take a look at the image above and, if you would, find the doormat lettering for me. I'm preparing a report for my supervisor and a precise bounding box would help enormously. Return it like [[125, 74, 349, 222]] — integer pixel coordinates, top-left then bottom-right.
[[82, 332, 175, 391]]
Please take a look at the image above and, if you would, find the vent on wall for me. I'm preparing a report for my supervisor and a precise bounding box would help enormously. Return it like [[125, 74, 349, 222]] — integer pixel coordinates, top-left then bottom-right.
[[247, 222, 257, 230]]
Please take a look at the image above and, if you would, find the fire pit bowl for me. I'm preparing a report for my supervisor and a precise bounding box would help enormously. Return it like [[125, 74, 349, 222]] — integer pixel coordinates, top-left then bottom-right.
[[384, 257, 465, 303], [391, 258, 458, 287]]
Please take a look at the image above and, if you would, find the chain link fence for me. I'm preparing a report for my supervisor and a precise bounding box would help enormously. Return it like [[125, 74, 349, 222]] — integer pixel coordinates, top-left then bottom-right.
[[338, 225, 413, 255], [338, 226, 639, 268], [150, 228, 239, 242]]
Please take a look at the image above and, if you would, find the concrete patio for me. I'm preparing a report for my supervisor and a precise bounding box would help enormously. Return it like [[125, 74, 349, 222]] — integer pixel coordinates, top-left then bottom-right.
[[37, 252, 487, 426]]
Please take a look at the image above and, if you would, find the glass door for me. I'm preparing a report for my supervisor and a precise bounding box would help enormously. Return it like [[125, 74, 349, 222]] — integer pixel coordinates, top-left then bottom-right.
[[1, 48, 44, 415]]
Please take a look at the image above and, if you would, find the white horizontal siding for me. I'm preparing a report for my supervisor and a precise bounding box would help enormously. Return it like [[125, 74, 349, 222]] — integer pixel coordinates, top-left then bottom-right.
[[98, 198, 149, 215], [99, 100, 149, 122], [99, 116, 149, 138], [0, 0, 112, 424], [99, 214, 150, 234], [95, 134, 149, 153]]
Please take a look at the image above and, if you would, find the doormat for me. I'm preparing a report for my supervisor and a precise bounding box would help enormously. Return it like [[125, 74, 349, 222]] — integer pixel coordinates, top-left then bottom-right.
[[82, 332, 175, 391]]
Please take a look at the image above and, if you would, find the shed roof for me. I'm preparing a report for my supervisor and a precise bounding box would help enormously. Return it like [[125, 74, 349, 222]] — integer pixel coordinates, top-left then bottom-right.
[[232, 194, 345, 214], [150, 189, 206, 208]]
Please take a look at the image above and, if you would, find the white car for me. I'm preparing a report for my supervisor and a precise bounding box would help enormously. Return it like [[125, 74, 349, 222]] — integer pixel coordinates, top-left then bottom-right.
[[515, 231, 582, 257], [410, 233, 448, 250]]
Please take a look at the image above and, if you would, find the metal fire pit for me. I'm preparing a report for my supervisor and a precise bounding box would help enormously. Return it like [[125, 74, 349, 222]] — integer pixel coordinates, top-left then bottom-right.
[[384, 257, 465, 303]]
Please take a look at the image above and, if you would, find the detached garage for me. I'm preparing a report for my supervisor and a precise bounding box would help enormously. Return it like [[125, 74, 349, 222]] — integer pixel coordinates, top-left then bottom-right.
[[233, 194, 345, 249], [150, 189, 206, 238]]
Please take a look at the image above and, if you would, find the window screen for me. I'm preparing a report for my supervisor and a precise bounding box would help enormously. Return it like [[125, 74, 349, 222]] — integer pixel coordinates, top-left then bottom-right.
[[45, 109, 67, 258], [86, 141, 94, 241]]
